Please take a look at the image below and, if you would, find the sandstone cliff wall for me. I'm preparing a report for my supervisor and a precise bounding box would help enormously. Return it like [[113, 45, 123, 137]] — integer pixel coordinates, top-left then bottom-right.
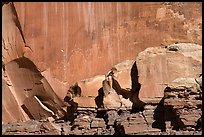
[[14, 2, 202, 98], [2, 2, 202, 123]]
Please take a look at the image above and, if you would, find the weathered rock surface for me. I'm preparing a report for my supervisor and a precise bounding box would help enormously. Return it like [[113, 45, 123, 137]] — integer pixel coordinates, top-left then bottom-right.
[[2, 120, 60, 135], [2, 42, 202, 124], [136, 43, 202, 102], [2, 2, 202, 135], [163, 75, 202, 130], [3, 100, 202, 135], [12, 3, 201, 96], [103, 89, 122, 109], [75, 75, 105, 98]]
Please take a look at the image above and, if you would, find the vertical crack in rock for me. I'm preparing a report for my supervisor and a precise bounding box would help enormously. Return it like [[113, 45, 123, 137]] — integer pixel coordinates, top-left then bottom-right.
[[10, 2, 26, 45], [2, 2, 33, 66], [9, 2, 33, 52], [2, 39, 9, 51], [95, 61, 146, 112], [141, 111, 149, 126]]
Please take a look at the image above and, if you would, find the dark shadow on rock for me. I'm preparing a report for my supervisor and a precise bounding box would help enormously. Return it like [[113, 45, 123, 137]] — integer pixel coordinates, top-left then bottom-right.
[[65, 105, 78, 122], [113, 122, 125, 135], [195, 115, 202, 131], [131, 61, 140, 93], [111, 61, 146, 113], [95, 87, 105, 108], [21, 104, 35, 120], [96, 109, 107, 118], [68, 83, 82, 97], [152, 97, 186, 131], [94, 61, 146, 113], [130, 61, 146, 113], [152, 98, 166, 131], [63, 96, 78, 123], [165, 106, 185, 131], [5, 57, 66, 121], [112, 78, 131, 99]]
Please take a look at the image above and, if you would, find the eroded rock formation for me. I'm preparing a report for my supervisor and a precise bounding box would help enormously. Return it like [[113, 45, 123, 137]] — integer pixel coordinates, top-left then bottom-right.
[[4, 2, 201, 98], [2, 2, 202, 135], [2, 44, 202, 134], [163, 76, 202, 130], [136, 43, 202, 102], [2, 57, 67, 123]]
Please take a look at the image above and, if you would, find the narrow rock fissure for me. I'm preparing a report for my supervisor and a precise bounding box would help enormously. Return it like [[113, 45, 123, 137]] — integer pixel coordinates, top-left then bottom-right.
[[7, 2, 33, 52], [141, 111, 149, 126]]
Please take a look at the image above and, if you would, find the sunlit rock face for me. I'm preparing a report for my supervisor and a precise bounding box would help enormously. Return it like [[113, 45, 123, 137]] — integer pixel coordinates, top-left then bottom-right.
[[136, 43, 202, 102], [13, 2, 201, 99], [2, 2, 202, 123]]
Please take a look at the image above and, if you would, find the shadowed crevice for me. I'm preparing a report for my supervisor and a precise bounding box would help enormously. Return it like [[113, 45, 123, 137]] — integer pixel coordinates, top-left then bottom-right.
[[21, 104, 35, 120], [95, 87, 105, 108], [152, 98, 166, 131], [152, 97, 186, 131], [95, 61, 146, 113], [2, 2, 33, 52], [10, 2, 26, 45], [129, 61, 146, 113]]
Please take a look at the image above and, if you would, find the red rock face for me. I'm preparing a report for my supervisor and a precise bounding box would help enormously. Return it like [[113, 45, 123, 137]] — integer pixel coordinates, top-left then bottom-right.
[[136, 43, 202, 101], [2, 2, 202, 123], [2, 79, 26, 123], [13, 2, 202, 99]]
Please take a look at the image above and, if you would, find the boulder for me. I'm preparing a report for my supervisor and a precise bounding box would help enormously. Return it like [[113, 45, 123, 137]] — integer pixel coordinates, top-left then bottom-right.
[[103, 89, 121, 109], [168, 77, 200, 91], [75, 75, 105, 97], [119, 95, 133, 108], [136, 43, 202, 101], [113, 60, 135, 90]]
